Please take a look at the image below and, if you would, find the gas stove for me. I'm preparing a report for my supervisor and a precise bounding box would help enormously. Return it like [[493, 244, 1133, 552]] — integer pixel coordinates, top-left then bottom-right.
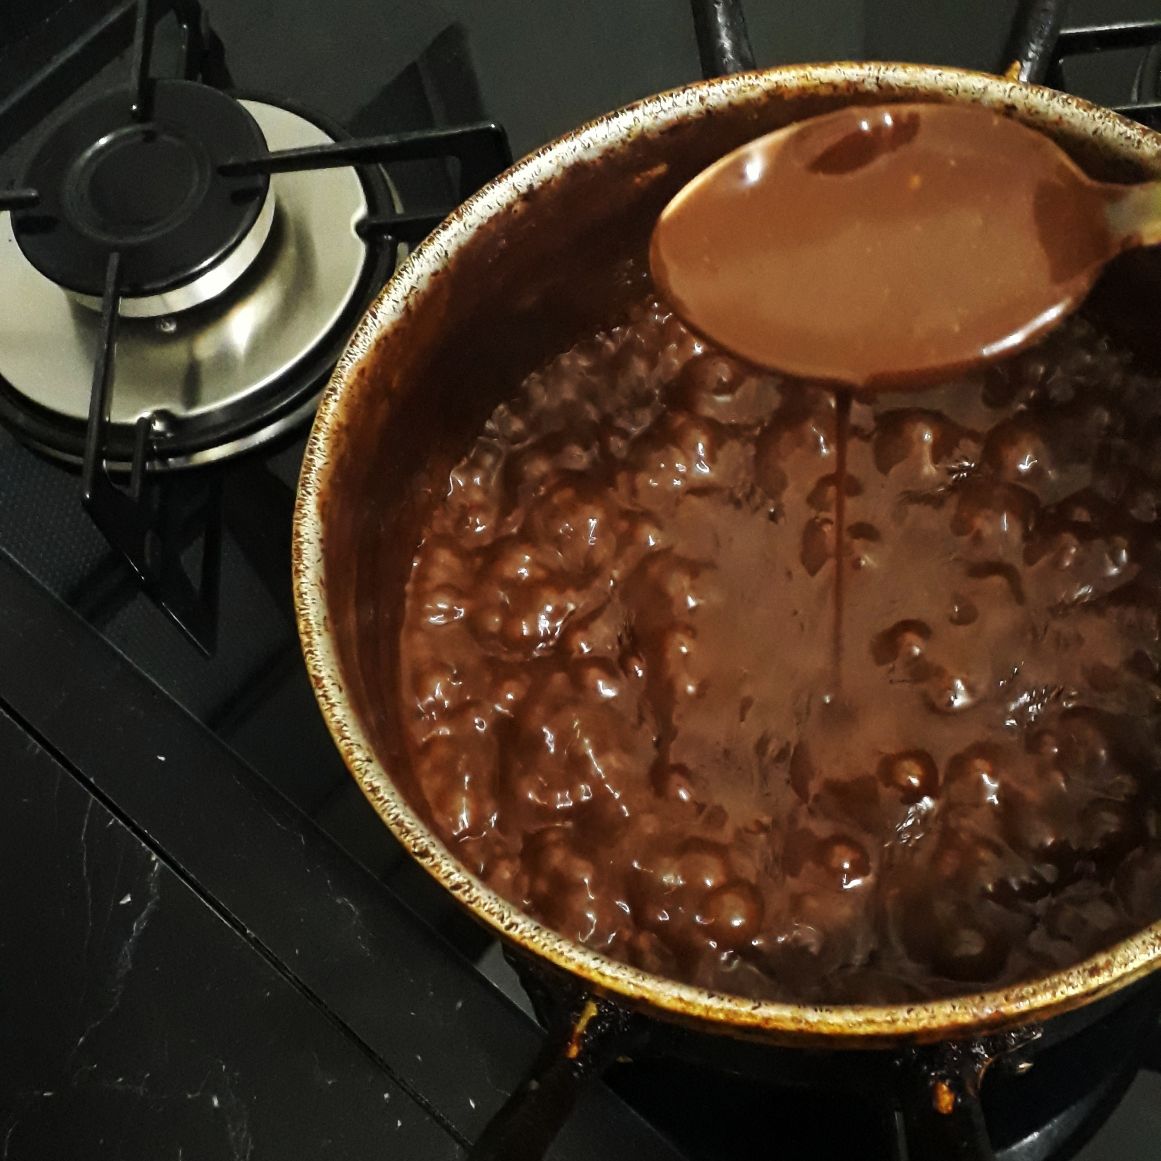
[[1, 2, 1160, 1160], [0, 0, 508, 649]]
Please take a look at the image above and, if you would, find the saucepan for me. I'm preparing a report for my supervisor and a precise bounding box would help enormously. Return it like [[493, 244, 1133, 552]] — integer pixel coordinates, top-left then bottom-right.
[[292, 18, 1161, 1161]]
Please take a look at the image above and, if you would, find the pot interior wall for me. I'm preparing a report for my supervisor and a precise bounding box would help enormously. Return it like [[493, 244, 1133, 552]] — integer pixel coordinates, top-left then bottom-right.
[[317, 69, 1161, 940]]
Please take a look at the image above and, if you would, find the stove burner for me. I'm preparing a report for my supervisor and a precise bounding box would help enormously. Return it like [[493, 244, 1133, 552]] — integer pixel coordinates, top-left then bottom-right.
[[12, 79, 270, 314], [0, 96, 385, 463]]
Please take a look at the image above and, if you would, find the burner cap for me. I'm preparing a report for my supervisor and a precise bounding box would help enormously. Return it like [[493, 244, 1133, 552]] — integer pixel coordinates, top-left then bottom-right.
[[12, 79, 269, 298], [0, 95, 396, 471]]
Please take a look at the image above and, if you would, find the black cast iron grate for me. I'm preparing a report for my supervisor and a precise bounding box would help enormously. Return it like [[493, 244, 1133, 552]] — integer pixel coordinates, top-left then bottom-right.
[[0, 0, 510, 653], [1005, 0, 1161, 128]]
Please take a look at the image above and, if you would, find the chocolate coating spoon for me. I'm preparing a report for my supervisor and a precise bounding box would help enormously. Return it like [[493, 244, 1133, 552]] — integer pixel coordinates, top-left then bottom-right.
[[650, 102, 1159, 391]]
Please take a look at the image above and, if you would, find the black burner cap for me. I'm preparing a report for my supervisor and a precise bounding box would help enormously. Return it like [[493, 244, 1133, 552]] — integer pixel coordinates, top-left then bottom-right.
[[12, 80, 269, 298]]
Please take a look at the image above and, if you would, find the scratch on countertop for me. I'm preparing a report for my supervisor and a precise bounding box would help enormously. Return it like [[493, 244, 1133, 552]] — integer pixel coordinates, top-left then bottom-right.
[[333, 895, 370, 951], [181, 1062, 251, 1157], [79, 799, 94, 963], [116, 859, 161, 975], [265, 808, 308, 847], [73, 858, 162, 1060], [101, 841, 129, 938], [310, 1051, 338, 1089], [105, 1073, 151, 1097], [216, 1065, 254, 1161]]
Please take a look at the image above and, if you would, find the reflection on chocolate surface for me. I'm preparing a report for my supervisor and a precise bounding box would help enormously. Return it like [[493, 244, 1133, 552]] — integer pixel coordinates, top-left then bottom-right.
[[397, 293, 1161, 1003]]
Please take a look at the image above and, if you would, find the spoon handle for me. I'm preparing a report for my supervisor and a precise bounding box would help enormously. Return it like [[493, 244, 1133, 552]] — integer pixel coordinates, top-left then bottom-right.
[[1104, 180, 1161, 248]]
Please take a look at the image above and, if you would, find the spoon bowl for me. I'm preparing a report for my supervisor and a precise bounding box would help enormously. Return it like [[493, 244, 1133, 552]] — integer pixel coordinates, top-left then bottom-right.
[[650, 102, 1158, 389]]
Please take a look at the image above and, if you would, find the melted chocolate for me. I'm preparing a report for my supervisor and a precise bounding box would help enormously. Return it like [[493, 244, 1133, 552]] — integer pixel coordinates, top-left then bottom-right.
[[832, 388, 852, 676], [650, 103, 1124, 389], [398, 295, 1161, 1004]]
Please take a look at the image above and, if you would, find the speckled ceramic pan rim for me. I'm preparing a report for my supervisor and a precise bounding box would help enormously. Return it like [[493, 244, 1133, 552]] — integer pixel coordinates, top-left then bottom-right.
[[294, 61, 1161, 1047]]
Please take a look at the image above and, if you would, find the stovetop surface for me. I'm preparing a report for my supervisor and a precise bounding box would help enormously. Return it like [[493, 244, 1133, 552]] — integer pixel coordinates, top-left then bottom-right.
[[2, 2, 1161, 1159]]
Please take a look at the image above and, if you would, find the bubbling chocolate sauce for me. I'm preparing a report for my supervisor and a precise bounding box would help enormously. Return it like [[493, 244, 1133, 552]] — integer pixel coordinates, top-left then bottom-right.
[[399, 294, 1161, 1003], [832, 387, 852, 677]]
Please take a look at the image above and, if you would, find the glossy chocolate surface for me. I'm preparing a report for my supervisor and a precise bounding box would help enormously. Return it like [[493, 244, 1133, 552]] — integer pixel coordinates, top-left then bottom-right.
[[398, 291, 1161, 1003]]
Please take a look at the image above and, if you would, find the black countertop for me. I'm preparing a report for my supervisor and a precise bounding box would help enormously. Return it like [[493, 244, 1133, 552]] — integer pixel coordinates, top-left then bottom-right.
[[0, 549, 685, 1159], [0, 702, 460, 1161]]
